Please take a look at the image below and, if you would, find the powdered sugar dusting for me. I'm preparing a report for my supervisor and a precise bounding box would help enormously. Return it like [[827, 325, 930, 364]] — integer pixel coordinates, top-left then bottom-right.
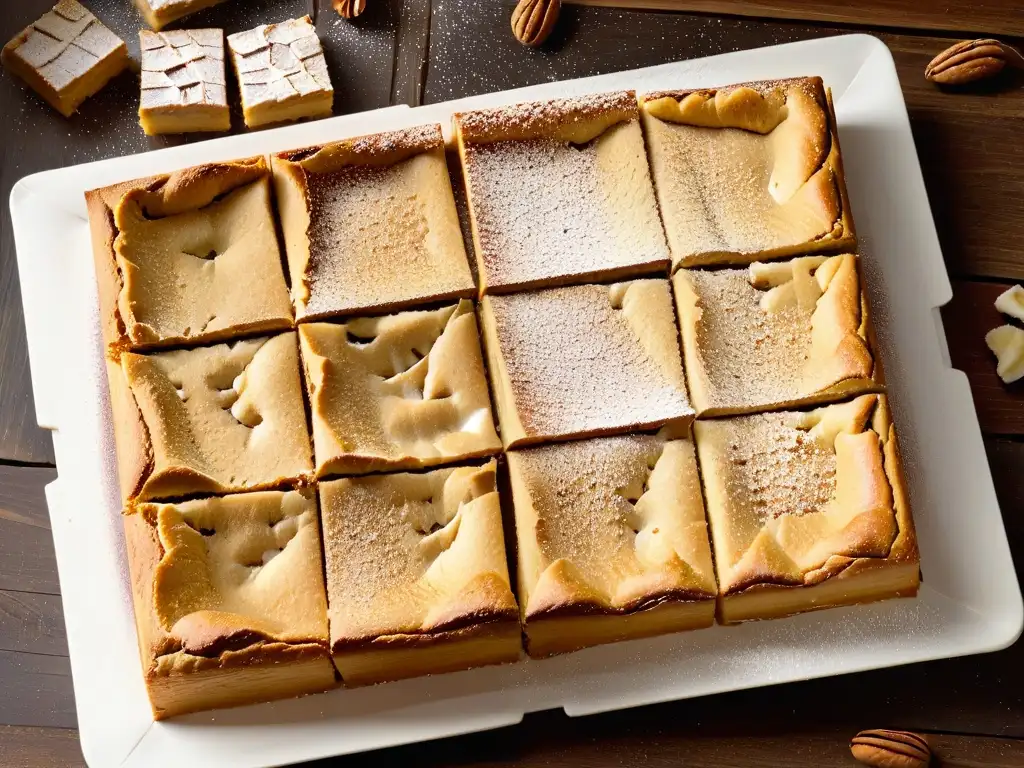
[[464, 122, 669, 290], [490, 283, 691, 441], [456, 91, 635, 142], [683, 268, 809, 410]]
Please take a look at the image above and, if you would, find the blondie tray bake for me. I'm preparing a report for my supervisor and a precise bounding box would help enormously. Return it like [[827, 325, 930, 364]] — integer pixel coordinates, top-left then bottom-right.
[[84, 74, 921, 720]]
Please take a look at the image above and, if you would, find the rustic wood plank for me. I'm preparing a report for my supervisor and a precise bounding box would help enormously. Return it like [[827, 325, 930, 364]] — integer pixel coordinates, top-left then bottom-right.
[[390, 0, 432, 106], [0, 465, 57, 595], [0, 726, 83, 768], [0, 591, 67, 658], [0, 650, 75, 729], [565, 0, 1024, 37], [942, 281, 1024, 435], [424, 3, 1024, 283], [0, 0, 399, 465]]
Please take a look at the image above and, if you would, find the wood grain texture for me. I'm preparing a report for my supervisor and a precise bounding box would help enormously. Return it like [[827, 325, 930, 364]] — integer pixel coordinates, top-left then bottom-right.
[[564, 0, 1024, 37], [0, 591, 67, 657], [390, 0, 432, 106], [0, 650, 75, 729], [0, 0, 400, 465], [943, 281, 1024, 435], [0, 465, 57, 595], [0, 726, 83, 768]]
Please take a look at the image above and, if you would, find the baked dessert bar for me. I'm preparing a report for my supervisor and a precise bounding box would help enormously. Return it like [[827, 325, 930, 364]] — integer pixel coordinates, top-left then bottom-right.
[[109, 332, 313, 504], [125, 490, 335, 719], [454, 91, 670, 293], [227, 16, 333, 129], [133, 0, 225, 30], [320, 461, 520, 685], [273, 124, 474, 319], [509, 434, 716, 657], [86, 157, 293, 354], [139, 29, 229, 135], [673, 253, 882, 417], [2, 0, 128, 117], [694, 394, 919, 624], [640, 77, 855, 268], [299, 300, 501, 476], [479, 280, 694, 448]]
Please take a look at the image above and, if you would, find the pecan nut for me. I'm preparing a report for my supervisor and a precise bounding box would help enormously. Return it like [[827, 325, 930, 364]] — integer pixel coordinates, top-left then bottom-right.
[[333, 0, 366, 19], [851, 729, 932, 768], [925, 38, 1024, 85], [511, 0, 561, 47]]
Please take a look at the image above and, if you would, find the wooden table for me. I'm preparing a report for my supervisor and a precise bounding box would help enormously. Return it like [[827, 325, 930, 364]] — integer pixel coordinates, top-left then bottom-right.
[[1, 1, 1023, 765]]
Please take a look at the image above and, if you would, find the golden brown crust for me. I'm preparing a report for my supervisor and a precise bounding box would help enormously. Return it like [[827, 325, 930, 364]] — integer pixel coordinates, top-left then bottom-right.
[[299, 300, 501, 476], [275, 124, 444, 172], [133, 0, 227, 30], [673, 253, 883, 416], [479, 281, 694, 448], [271, 125, 474, 320], [454, 90, 638, 144], [320, 461, 519, 653], [694, 394, 919, 620], [87, 156, 292, 355], [640, 77, 856, 268], [110, 333, 313, 504], [509, 434, 716, 650]]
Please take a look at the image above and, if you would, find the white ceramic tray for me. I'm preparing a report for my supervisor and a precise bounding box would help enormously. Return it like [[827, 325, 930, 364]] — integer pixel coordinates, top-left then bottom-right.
[[10, 33, 1022, 768]]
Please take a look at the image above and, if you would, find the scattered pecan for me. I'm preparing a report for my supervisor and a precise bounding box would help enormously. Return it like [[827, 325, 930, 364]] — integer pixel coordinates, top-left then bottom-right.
[[333, 0, 366, 19], [851, 729, 932, 768], [511, 0, 561, 47], [925, 38, 1024, 85]]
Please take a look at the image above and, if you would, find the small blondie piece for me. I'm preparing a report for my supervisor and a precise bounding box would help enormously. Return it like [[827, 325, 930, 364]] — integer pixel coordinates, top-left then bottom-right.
[[2, 0, 127, 117], [299, 300, 501, 476], [227, 16, 332, 129], [454, 91, 670, 293], [273, 124, 474, 320], [139, 29, 229, 135], [695, 394, 920, 624], [673, 253, 883, 416], [125, 490, 335, 719], [510, 434, 717, 657], [479, 280, 694, 448], [133, 0, 226, 30], [86, 157, 293, 354], [640, 77, 855, 268], [320, 461, 520, 685], [108, 333, 313, 504]]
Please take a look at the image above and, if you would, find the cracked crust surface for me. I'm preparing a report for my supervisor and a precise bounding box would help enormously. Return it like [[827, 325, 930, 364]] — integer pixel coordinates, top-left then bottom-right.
[[133, 0, 226, 30], [272, 124, 474, 320], [479, 280, 694, 448], [320, 461, 520, 684], [226, 16, 332, 128], [509, 433, 716, 656], [112, 332, 313, 503], [299, 300, 500, 476], [674, 253, 882, 416], [694, 394, 919, 622], [139, 29, 229, 135], [640, 77, 855, 267], [2, 0, 128, 117], [454, 91, 669, 292], [87, 156, 293, 353], [124, 490, 335, 718]]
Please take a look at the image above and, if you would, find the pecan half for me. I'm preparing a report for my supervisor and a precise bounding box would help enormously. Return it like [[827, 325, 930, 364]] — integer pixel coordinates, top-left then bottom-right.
[[851, 729, 932, 768], [511, 0, 561, 47], [925, 38, 1024, 85], [333, 0, 366, 19]]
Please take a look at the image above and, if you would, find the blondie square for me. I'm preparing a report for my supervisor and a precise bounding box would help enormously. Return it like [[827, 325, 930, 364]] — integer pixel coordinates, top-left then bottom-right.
[[509, 434, 716, 657]]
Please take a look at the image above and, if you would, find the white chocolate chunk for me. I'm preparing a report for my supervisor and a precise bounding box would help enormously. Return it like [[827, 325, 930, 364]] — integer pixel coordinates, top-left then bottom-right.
[[994, 285, 1024, 322], [985, 325, 1024, 384]]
